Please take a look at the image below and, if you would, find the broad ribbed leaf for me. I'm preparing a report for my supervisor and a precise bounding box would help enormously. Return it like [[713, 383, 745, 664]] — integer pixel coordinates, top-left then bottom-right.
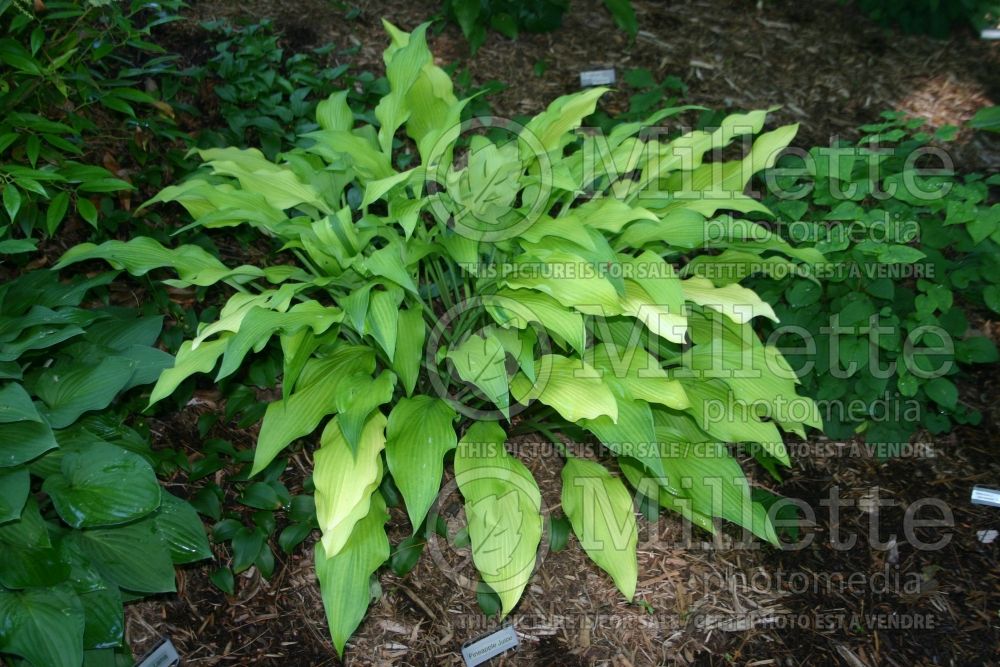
[[252, 346, 375, 475], [618, 455, 716, 535], [149, 337, 229, 405], [454, 421, 541, 617], [366, 289, 400, 361], [200, 147, 327, 211], [334, 371, 396, 453], [77, 585, 124, 650], [71, 519, 176, 593], [33, 356, 137, 429], [314, 413, 386, 557], [55, 236, 228, 282], [154, 492, 212, 564], [317, 90, 353, 131], [504, 251, 622, 316], [392, 307, 425, 396], [44, 443, 161, 529], [561, 456, 638, 599], [485, 290, 586, 354], [216, 302, 342, 380], [581, 378, 664, 479], [315, 491, 390, 656], [447, 332, 510, 418], [0, 542, 69, 589], [511, 354, 618, 423], [0, 586, 84, 667], [385, 396, 457, 530], [524, 87, 608, 155], [0, 382, 40, 423], [0, 419, 56, 468], [588, 343, 689, 410], [681, 277, 778, 324], [661, 441, 777, 545]]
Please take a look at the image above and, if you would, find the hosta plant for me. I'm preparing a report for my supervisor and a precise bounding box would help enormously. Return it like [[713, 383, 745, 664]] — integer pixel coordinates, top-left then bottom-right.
[[59, 22, 819, 654], [0, 269, 211, 667]]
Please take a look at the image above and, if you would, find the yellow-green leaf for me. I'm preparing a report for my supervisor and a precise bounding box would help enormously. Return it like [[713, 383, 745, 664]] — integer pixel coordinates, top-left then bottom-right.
[[561, 455, 638, 600], [385, 396, 457, 530], [454, 421, 541, 617], [314, 413, 387, 557]]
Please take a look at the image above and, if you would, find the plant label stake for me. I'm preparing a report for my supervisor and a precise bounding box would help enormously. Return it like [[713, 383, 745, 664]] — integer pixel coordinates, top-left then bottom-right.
[[971, 486, 1000, 508], [580, 68, 615, 87], [136, 638, 180, 667], [461, 623, 519, 666]]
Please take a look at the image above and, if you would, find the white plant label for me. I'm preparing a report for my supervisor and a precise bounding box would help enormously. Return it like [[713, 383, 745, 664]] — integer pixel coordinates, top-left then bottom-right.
[[136, 638, 180, 667], [580, 68, 616, 87], [462, 624, 519, 666], [971, 486, 1000, 508]]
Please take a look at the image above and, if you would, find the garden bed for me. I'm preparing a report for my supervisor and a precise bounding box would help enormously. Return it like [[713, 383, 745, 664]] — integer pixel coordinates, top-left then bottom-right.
[[107, 1, 1000, 665]]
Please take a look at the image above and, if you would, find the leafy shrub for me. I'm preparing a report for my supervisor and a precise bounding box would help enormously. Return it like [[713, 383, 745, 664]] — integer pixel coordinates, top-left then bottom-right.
[[0, 269, 211, 667], [59, 22, 820, 654], [444, 0, 637, 53], [753, 111, 1000, 445], [851, 0, 1000, 36], [0, 0, 189, 250], [190, 19, 370, 159]]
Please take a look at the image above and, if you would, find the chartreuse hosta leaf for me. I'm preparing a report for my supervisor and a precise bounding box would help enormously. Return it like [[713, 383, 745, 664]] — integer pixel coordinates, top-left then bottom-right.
[[681, 276, 778, 325], [251, 346, 375, 476], [511, 354, 618, 423], [447, 332, 510, 418], [315, 491, 390, 657], [53, 19, 827, 655], [314, 413, 386, 557], [386, 396, 457, 530], [454, 421, 542, 618], [561, 455, 638, 600], [392, 307, 425, 396]]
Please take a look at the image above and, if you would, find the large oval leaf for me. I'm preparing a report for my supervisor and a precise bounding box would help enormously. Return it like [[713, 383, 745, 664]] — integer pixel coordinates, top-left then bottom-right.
[[511, 354, 618, 423], [454, 421, 541, 617], [0, 466, 29, 523], [153, 492, 212, 564], [0, 420, 57, 468], [43, 443, 161, 529], [33, 356, 137, 429], [251, 346, 375, 475], [70, 519, 176, 593], [447, 332, 510, 418], [0, 586, 84, 667]]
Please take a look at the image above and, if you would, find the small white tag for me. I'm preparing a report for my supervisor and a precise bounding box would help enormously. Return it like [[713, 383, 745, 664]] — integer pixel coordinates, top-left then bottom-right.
[[137, 638, 180, 667], [981, 28, 1000, 39], [580, 68, 616, 87], [461, 624, 519, 666], [971, 486, 1000, 508], [977, 529, 998, 544]]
